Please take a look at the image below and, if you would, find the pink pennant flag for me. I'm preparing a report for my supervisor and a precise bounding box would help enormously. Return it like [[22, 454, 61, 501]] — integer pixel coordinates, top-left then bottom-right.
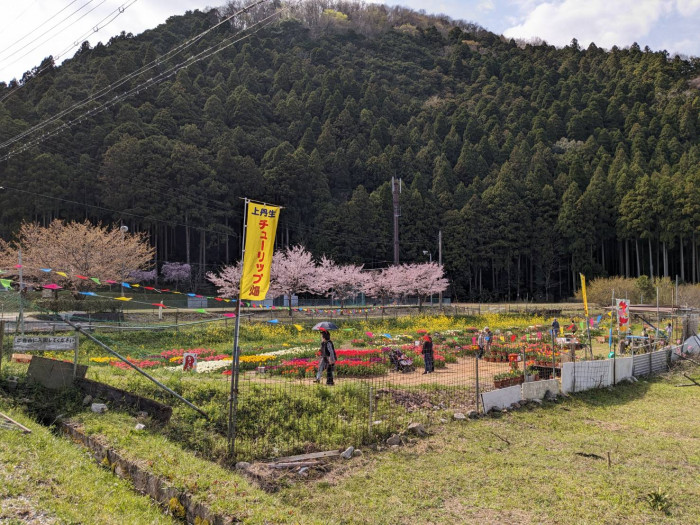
[[223, 313, 236, 318], [105, 280, 118, 284], [14, 264, 22, 268], [366, 331, 374, 338], [43, 283, 62, 290]]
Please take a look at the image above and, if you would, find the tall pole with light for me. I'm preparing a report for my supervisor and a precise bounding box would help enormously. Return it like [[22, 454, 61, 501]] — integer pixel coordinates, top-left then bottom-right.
[[423, 250, 433, 307]]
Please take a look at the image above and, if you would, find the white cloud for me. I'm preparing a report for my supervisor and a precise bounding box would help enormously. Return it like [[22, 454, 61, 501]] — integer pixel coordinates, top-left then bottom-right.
[[675, 0, 700, 16], [478, 0, 496, 12], [503, 0, 670, 48]]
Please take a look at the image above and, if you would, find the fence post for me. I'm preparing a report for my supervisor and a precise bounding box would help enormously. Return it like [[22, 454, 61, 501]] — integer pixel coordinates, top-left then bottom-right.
[[612, 350, 616, 386], [0, 320, 5, 373], [368, 385, 373, 437], [475, 356, 480, 414]]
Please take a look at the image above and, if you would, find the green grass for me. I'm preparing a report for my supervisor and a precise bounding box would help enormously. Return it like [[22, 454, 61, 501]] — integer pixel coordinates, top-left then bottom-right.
[[70, 411, 307, 524], [277, 367, 700, 524], [0, 403, 177, 525]]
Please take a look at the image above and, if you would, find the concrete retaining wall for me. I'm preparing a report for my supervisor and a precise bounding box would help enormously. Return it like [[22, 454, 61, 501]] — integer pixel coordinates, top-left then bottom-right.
[[61, 422, 235, 525], [521, 379, 559, 400], [480, 384, 521, 413]]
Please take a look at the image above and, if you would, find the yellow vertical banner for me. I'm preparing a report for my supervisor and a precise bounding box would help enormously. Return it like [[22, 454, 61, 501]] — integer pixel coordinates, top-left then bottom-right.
[[580, 273, 589, 317], [239, 201, 280, 300]]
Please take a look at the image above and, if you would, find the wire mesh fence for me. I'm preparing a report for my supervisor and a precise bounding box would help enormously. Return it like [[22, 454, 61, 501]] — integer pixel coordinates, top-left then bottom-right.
[[0, 290, 692, 463]]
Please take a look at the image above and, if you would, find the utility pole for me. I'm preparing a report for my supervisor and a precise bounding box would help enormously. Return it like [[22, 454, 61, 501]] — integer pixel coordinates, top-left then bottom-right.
[[438, 230, 443, 308], [392, 177, 401, 265]]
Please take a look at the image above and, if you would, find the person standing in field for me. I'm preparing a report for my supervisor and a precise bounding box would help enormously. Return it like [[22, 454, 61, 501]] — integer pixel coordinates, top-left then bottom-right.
[[478, 326, 492, 358], [315, 329, 337, 385], [421, 334, 434, 374], [551, 318, 560, 337]]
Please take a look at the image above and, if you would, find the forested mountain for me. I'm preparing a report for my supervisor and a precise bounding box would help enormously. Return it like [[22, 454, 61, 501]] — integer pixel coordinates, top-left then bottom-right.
[[1, 0, 700, 301]]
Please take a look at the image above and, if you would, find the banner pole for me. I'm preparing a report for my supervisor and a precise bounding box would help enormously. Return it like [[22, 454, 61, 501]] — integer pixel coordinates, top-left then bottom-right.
[[228, 199, 249, 458]]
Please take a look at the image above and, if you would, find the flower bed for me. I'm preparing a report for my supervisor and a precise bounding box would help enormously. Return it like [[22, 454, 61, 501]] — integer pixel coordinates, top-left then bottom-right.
[[261, 356, 388, 379]]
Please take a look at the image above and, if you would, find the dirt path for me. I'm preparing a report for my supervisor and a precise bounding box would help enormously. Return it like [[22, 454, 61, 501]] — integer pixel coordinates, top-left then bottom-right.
[[239, 357, 512, 389]]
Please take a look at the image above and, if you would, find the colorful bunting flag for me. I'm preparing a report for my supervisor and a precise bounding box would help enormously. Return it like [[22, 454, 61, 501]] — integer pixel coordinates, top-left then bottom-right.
[[121, 282, 131, 288], [223, 313, 236, 318], [196, 309, 207, 314], [40, 268, 52, 272], [79, 291, 97, 296], [151, 303, 167, 308], [76, 275, 88, 280], [114, 296, 132, 301], [90, 277, 101, 284], [56, 271, 68, 277], [43, 284, 62, 290], [293, 324, 303, 331], [1, 278, 12, 288]]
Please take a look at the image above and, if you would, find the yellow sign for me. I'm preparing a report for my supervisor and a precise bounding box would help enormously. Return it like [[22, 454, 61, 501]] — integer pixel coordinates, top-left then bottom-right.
[[240, 202, 280, 300], [580, 273, 589, 317]]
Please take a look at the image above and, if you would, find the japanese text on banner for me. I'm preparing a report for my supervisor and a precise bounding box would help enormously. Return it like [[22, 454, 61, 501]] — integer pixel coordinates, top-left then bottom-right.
[[240, 203, 280, 300]]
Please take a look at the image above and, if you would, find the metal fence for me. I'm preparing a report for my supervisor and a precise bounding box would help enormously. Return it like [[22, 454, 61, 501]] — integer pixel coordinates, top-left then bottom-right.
[[1, 289, 691, 463]]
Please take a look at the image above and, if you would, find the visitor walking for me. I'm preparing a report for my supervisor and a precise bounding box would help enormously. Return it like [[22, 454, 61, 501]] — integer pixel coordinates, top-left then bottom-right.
[[422, 334, 434, 374], [315, 329, 337, 385]]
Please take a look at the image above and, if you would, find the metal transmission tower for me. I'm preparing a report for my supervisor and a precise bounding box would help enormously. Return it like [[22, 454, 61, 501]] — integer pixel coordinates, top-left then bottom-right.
[[392, 177, 401, 265]]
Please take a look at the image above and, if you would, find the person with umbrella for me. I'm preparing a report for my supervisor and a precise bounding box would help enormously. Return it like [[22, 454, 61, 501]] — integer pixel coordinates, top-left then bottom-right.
[[315, 328, 337, 385]]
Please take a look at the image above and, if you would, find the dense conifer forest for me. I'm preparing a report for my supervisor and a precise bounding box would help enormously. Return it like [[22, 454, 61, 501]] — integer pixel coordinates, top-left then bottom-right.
[[1, 0, 699, 300]]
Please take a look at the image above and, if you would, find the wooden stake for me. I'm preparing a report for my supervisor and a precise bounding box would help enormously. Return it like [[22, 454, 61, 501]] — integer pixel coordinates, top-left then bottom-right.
[[0, 411, 32, 434]]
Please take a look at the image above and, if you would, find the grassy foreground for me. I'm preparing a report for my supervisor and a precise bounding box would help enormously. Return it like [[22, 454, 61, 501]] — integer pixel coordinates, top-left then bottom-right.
[[0, 403, 176, 524], [279, 367, 699, 524]]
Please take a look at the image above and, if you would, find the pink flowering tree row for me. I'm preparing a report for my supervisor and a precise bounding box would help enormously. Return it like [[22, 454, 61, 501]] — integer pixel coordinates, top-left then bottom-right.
[[207, 245, 449, 315]]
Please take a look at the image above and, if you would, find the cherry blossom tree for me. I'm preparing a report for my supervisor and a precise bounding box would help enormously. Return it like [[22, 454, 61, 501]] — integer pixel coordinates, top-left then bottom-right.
[[130, 269, 157, 283], [270, 245, 318, 317], [162, 262, 191, 291], [206, 261, 242, 298], [0, 220, 153, 293], [362, 265, 406, 307], [315, 256, 366, 308], [397, 262, 449, 311]]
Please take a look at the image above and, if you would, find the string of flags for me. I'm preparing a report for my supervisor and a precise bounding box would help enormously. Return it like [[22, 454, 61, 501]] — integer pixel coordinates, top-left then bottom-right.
[[0, 264, 383, 315]]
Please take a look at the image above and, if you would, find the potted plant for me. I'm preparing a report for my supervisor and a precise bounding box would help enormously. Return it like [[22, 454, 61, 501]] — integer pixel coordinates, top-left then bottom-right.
[[493, 372, 509, 389]]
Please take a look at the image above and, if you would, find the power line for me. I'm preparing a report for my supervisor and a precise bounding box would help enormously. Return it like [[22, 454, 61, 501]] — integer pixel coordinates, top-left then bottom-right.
[[0, 0, 272, 153], [0, 9, 282, 162], [1, 0, 112, 74], [0, 0, 98, 62], [0, 0, 139, 103]]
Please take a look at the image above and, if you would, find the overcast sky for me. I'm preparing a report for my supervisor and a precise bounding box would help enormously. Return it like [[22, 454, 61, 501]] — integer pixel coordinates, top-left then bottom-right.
[[1, 0, 699, 84]]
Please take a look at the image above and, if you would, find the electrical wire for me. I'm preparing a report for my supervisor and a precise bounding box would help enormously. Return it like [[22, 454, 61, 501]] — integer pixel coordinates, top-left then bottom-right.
[[0, 0, 272, 152], [1, 0, 111, 73], [0, 0, 82, 57], [0, 0, 139, 103], [0, 9, 283, 164], [0, 0, 99, 63]]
